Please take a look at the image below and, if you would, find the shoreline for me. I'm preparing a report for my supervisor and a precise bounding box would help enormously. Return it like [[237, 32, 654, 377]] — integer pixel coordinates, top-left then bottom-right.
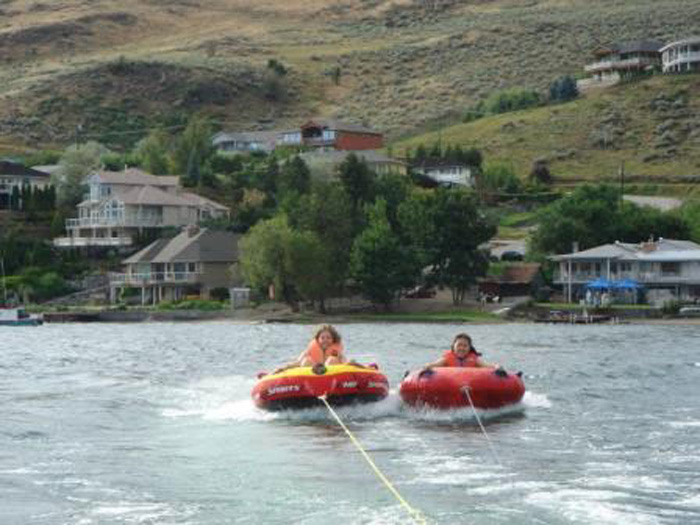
[[37, 307, 700, 325]]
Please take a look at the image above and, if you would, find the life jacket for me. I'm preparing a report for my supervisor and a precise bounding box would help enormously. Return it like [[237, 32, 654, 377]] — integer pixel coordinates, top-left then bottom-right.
[[442, 349, 481, 368], [303, 339, 344, 365]]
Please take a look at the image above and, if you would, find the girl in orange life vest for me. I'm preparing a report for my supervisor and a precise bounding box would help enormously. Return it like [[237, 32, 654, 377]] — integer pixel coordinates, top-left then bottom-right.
[[274, 325, 348, 373], [422, 333, 495, 370]]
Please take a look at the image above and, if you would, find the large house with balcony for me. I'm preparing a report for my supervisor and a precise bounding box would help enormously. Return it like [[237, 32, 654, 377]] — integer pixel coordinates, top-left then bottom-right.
[[661, 37, 700, 73], [109, 227, 240, 305], [53, 169, 229, 248], [578, 40, 663, 90], [551, 238, 700, 304], [0, 160, 52, 210]]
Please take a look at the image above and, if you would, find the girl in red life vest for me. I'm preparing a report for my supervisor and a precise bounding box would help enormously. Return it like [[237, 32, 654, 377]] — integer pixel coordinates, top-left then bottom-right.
[[273, 325, 347, 373], [422, 333, 495, 370]]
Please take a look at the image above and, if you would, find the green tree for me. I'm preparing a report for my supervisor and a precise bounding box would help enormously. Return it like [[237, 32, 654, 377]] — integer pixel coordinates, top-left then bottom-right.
[[337, 153, 375, 229], [171, 116, 214, 176], [284, 230, 334, 312], [549, 75, 579, 103], [278, 156, 311, 198], [290, 182, 355, 293], [240, 215, 298, 307], [351, 199, 421, 309], [54, 141, 107, 208], [399, 188, 495, 304], [529, 184, 691, 257], [136, 129, 171, 175]]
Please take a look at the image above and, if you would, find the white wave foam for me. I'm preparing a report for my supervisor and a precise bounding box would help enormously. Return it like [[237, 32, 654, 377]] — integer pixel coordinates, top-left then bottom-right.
[[527, 488, 660, 525], [667, 420, 700, 428], [523, 391, 552, 408], [401, 402, 525, 423]]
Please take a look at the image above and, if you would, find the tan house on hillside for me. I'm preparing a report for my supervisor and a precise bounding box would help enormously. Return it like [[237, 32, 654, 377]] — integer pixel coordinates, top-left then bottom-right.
[[53, 169, 229, 248], [109, 227, 241, 305]]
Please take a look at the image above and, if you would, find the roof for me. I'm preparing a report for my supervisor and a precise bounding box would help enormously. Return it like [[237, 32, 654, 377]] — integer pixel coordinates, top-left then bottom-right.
[[635, 249, 700, 262], [551, 239, 700, 261], [300, 118, 380, 135], [551, 243, 636, 261], [0, 160, 51, 178], [660, 36, 700, 52], [299, 149, 405, 166], [93, 169, 179, 187], [116, 185, 193, 207], [177, 191, 229, 211], [595, 40, 663, 55], [124, 228, 240, 264]]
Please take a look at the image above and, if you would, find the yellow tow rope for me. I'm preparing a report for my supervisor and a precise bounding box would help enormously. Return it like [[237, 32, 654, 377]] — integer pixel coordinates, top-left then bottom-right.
[[318, 395, 430, 525]]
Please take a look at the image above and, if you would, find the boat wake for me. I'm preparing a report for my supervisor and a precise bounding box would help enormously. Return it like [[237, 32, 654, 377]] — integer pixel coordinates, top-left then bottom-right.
[[162, 376, 551, 425]]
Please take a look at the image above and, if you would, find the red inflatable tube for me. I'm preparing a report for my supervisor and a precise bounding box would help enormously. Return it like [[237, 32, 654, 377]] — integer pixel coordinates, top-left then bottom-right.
[[399, 367, 525, 410], [252, 364, 390, 411]]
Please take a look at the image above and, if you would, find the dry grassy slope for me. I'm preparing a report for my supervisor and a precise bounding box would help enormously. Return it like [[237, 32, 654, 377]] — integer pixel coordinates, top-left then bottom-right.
[[1, 0, 700, 157], [395, 75, 700, 186]]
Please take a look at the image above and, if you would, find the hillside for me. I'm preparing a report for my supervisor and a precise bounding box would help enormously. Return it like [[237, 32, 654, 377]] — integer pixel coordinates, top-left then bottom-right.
[[2, 0, 700, 155], [396, 75, 700, 191]]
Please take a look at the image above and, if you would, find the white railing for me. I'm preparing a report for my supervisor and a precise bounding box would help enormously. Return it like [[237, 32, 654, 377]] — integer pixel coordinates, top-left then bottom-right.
[[53, 236, 133, 248], [66, 216, 164, 228], [110, 272, 202, 285], [663, 52, 700, 70], [584, 57, 655, 73]]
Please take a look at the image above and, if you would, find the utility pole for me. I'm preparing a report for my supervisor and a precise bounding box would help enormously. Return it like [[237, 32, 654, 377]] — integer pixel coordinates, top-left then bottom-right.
[[619, 160, 625, 206], [75, 124, 83, 150]]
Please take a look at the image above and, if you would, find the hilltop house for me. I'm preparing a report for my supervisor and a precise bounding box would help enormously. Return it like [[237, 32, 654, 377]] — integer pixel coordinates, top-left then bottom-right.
[[551, 238, 700, 304], [109, 227, 240, 305], [661, 37, 700, 73], [579, 40, 663, 90], [53, 169, 229, 248], [0, 160, 52, 210], [411, 159, 473, 187]]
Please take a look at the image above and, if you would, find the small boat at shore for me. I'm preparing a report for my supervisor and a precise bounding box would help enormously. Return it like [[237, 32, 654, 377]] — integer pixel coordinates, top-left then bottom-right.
[[400, 367, 525, 410], [0, 307, 43, 326], [252, 363, 390, 411]]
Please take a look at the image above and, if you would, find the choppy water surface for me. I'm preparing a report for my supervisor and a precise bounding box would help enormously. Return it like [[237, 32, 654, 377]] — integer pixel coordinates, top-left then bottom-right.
[[1, 322, 699, 524]]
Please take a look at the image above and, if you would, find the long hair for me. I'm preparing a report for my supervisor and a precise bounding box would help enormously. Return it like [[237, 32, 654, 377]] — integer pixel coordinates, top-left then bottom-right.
[[314, 324, 342, 344]]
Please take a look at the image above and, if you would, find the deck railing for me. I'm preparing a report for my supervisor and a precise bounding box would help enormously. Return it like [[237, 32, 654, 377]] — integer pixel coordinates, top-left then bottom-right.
[[109, 272, 202, 286]]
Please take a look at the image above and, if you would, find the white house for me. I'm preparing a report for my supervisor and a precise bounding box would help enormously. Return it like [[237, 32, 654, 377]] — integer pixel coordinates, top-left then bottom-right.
[[412, 159, 473, 187], [551, 238, 700, 304], [53, 169, 229, 248], [660, 37, 700, 73]]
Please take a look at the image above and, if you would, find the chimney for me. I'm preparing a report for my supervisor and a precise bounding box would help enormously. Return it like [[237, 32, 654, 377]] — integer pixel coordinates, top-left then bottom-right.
[[572, 242, 579, 253]]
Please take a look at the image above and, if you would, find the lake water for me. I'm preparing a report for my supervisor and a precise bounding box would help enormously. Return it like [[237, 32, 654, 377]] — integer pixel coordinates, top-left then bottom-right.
[[2, 322, 699, 524]]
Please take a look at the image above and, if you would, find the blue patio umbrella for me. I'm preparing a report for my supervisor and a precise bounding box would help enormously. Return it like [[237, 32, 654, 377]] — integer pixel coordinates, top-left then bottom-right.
[[613, 279, 643, 290], [586, 278, 612, 290]]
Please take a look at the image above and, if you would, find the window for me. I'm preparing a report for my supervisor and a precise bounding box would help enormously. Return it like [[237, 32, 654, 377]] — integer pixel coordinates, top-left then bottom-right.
[[661, 262, 680, 276], [322, 130, 336, 141]]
